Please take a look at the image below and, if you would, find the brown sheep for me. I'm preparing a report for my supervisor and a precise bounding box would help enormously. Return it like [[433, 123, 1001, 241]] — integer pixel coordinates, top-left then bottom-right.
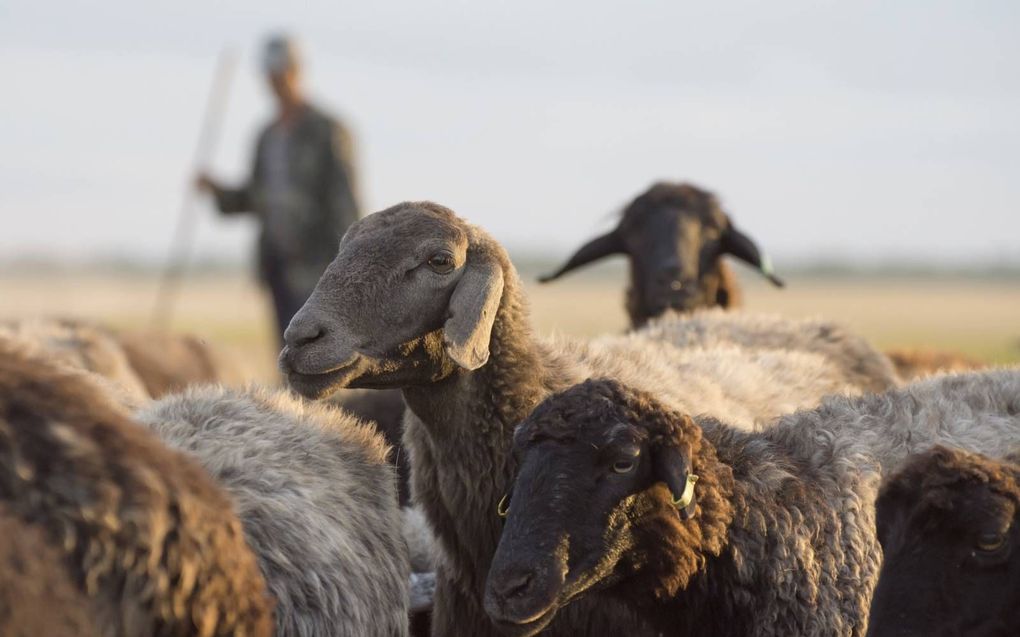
[[885, 347, 985, 381], [0, 336, 273, 637], [0, 510, 98, 637], [115, 330, 248, 398], [868, 446, 1020, 637], [0, 318, 149, 402], [540, 182, 784, 328]]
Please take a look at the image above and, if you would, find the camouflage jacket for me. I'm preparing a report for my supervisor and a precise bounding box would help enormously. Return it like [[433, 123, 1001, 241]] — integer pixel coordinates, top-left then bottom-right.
[[213, 104, 360, 294]]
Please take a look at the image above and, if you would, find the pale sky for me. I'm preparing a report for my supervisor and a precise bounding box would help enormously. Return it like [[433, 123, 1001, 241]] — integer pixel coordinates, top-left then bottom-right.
[[1, 0, 1018, 266]]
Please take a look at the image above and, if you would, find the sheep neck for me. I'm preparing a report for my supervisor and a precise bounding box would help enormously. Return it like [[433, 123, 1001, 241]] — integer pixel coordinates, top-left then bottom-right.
[[401, 266, 560, 593], [624, 422, 871, 636]]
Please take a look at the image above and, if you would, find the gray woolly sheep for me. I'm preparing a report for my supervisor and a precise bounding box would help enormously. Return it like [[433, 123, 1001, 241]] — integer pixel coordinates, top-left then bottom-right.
[[485, 370, 1020, 637], [278, 201, 896, 636], [332, 387, 413, 505], [867, 446, 1020, 637], [539, 182, 784, 327], [0, 336, 273, 637], [635, 308, 900, 393], [136, 385, 411, 637], [0, 318, 150, 402]]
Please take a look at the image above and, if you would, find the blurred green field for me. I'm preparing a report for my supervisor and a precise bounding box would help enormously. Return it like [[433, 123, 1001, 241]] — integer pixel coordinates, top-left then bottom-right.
[[2, 271, 1018, 382]]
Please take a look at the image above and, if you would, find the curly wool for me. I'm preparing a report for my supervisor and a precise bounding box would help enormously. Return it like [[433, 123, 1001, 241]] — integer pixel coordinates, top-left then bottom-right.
[[0, 318, 150, 403], [372, 204, 897, 635], [136, 385, 411, 637], [0, 336, 273, 637], [0, 511, 98, 637], [636, 307, 901, 392], [514, 369, 1020, 636]]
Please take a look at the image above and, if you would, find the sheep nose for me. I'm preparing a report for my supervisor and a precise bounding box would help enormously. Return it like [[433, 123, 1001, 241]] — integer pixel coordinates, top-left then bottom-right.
[[284, 313, 328, 348], [490, 569, 535, 603]]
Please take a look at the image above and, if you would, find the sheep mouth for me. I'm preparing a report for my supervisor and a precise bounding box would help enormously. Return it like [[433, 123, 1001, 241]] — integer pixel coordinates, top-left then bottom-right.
[[282, 357, 364, 399], [489, 604, 559, 637]]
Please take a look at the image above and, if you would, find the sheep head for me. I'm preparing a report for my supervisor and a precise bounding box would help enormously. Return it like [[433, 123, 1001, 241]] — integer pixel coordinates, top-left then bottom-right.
[[540, 182, 783, 328], [867, 446, 1020, 637], [280, 201, 505, 399], [483, 379, 733, 636]]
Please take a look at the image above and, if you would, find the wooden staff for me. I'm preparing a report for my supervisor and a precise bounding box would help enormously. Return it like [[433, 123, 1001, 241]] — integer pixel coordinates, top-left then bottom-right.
[[151, 49, 237, 330]]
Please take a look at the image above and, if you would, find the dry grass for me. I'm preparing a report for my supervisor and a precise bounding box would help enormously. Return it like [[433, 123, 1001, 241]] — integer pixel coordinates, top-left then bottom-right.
[[2, 271, 1017, 382]]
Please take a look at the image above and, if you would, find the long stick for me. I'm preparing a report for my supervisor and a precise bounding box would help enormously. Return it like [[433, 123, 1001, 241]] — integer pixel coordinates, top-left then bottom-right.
[[151, 49, 238, 330]]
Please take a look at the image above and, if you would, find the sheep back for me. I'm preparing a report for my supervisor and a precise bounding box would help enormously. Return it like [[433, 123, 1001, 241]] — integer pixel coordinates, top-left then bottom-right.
[[0, 511, 98, 637], [638, 308, 900, 392], [136, 386, 411, 637], [0, 337, 273, 637]]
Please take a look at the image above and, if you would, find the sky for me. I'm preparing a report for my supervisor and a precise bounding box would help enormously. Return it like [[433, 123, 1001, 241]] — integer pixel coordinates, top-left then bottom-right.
[[1, 0, 1018, 266]]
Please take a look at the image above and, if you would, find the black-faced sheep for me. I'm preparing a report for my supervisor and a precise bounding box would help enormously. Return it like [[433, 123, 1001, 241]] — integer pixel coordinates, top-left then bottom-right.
[[485, 371, 1020, 637], [135, 385, 411, 637], [867, 446, 1020, 637], [278, 201, 896, 636], [539, 182, 784, 327], [0, 337, 273, 637]]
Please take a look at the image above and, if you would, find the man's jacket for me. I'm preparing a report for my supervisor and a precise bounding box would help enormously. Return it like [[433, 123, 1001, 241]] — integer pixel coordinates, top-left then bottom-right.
[[213, 104, 359, 296]]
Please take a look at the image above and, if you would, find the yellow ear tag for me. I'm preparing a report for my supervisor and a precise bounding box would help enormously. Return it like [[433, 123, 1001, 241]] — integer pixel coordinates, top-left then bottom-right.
[[672, 474, 699, 510]]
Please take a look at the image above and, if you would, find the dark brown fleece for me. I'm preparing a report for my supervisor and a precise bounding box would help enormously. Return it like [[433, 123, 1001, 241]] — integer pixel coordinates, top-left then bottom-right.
[[0, 338, 273, 637], [868, 446, 1020, 637], [494, 378, 877, 636], [0, 511, 98, 637]]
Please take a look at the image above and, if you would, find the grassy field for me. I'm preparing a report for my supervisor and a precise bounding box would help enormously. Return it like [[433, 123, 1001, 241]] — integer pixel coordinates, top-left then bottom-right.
[[2, 271, 1018, 381]]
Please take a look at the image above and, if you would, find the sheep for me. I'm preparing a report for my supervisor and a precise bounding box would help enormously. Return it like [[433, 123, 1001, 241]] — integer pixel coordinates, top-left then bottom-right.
[[115, 330, 249, 397], [0, 336, 273, 637], [885, 347, 985, 381], [539, 182, 784, 327], [0, 317, 150, 402], [0, 510, 98, 637], [277, 200, 897, 636], [483, 371, 1020, 637], [330, 387, 439, 633], [617, 307, 900, 393], [135, 385, 412, 637], [332, 387, 413, 505], [866, 446, 1020, 637]]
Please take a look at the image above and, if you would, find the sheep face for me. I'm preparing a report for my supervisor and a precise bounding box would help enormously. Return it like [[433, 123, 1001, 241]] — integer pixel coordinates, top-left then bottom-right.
[[540, 182, 782, 327], [867, 447, 1020, 637], [484, 379, 705, 637], [280, 201, 504, 398]]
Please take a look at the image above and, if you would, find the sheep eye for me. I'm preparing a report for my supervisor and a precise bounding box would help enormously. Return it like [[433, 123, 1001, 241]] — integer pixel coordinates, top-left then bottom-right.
[[612, 460, 635, 474], [427, 251, 455, 274], [975, 532, 1007, 553]]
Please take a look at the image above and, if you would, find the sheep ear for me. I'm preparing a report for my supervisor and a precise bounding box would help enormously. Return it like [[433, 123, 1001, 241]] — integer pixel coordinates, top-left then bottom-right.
[[652, 443, 697, 520], [443, 257, 504, 371], [538, 230, 624, 283], [722, 226, 785, 288]]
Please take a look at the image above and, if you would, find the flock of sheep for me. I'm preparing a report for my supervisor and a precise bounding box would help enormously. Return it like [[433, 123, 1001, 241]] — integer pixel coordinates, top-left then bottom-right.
[[1, 181, 1017, 637]]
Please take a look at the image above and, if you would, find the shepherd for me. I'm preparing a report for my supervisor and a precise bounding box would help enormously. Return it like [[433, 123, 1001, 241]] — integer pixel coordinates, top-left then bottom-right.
[[197, 34, 361, 344]]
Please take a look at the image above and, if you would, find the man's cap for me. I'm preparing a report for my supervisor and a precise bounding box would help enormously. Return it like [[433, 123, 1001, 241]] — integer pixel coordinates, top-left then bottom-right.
[[262, 35, 300, 75]]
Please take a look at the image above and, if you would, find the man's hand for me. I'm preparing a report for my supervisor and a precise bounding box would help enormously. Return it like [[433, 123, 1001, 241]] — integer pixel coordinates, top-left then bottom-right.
[[195, 173, 219, 194]]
